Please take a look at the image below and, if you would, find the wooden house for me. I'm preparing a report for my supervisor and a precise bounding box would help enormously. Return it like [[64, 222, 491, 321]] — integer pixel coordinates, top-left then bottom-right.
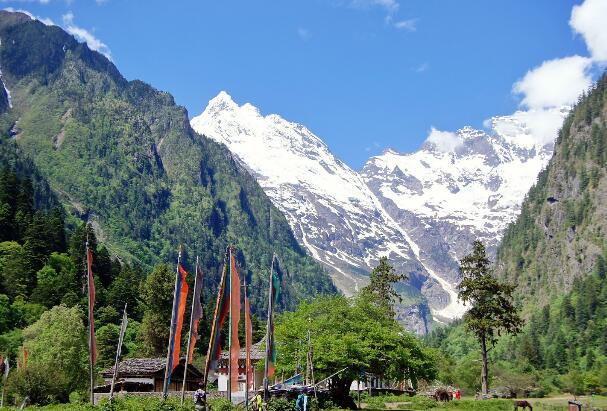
[[95, 358, 203, 393]]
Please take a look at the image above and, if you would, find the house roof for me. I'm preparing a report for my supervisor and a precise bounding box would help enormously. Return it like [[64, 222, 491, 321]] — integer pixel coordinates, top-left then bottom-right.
[[220, 340, 265, 361], [101, 358, 203, 379]]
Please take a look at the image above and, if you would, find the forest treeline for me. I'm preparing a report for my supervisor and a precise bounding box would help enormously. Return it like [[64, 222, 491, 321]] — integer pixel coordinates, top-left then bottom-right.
[[0, 169, 266, 403]]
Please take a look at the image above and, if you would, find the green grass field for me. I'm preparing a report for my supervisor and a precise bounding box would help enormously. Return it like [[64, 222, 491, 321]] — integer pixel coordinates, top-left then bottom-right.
[[1, 394, 606, 410], [362, 394, 607, 411]]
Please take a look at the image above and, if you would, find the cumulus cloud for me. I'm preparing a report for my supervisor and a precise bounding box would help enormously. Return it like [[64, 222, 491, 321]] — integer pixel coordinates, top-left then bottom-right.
[[491, 108, 568, 148], [512, 56, 593, 110], [570, 0, 607, 63], [425, 127, 463, 152], [62, 12, 112, 60]]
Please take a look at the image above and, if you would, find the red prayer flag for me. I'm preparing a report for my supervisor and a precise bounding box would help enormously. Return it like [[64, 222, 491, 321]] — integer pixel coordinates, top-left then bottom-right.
[[229, 252, 241, 392], [86, 247, 97, 364], [171, 263, 189, 371], [187, 264, 204, 364]]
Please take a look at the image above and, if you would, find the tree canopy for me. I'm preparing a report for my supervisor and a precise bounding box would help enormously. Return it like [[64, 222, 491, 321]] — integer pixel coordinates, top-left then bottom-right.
[[275, 294, 437, 408]]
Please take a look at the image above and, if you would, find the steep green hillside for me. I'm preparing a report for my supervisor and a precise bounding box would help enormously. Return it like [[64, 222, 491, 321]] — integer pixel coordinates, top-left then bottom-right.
[[0, 11, 335, 313], [496, 72, 607, 314], [428, 72, 607, 396]]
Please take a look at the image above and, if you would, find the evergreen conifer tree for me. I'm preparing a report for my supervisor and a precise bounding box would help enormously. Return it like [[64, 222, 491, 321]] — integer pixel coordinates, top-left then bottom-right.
[[458, 240, 523, 395]]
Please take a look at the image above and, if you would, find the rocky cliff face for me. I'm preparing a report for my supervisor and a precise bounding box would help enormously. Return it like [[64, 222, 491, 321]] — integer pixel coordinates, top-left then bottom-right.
[[495, 74, 607, 314]]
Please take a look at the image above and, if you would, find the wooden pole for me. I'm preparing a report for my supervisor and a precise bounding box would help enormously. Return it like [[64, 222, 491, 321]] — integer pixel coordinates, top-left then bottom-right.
[[181, 257, 200, 405], [85, 238, 95, 405], [163, 246, 182, 398], [263, 255, 275, 402], [244, 273, 250, 411], [227, 247, 233, 403], [109, 303, 128, 403]]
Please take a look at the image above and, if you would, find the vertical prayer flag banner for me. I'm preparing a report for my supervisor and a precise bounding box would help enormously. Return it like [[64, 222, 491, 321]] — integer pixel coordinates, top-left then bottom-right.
[[229, 251, 241, 392], [267, 257, 283, 378], [170, 264, 189, 372], [188, 264, 204, 364], [245, 283, 253, 390], [86, 247, 97, 364]]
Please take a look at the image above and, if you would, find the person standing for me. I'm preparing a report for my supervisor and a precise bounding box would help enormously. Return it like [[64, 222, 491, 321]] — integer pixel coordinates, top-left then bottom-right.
[[296, 393, 308, 411], [193, 383, 207, 411]]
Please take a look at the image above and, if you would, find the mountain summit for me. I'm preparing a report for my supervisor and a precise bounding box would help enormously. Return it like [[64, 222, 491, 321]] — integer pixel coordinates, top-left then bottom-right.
[[192, 92, 568, 333]]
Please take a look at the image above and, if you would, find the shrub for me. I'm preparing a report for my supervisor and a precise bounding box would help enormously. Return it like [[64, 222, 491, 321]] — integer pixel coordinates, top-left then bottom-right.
[[266, 397, 293, 411], [5, 362, 71, 405], [209, 397, 236, 411]]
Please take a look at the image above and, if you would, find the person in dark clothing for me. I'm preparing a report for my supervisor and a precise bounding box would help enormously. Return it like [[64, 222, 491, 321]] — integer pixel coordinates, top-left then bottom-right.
[[193, 383, 207, 411]]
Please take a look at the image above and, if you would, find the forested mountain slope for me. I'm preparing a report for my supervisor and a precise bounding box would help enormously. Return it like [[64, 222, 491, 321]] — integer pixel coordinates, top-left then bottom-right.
[[496, 72, 607, 314], [428, 72, 607, 395], [0, 10, 335, 314]]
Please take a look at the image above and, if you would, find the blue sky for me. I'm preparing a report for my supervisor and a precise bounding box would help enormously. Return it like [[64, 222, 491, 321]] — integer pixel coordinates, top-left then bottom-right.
[[5, 0, 603, 169]]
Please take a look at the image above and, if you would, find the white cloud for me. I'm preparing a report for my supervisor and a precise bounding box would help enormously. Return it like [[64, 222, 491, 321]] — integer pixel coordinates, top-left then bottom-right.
[[3, 7, 54, 25], [570, 0, 607, 63], [62, 11, 112, 60], [349, 0, 399, 14], [490, 108, 568, 148], [512, 55, 593, 110], [393, 18, 417, 31], [297, 27, 311, 41], [425, 127, 463, 152]]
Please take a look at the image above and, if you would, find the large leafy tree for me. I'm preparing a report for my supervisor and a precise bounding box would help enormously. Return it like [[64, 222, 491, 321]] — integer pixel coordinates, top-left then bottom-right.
[[21, 305, 88, 394], [275, 295, 437, 409], [458, 240, 523, 395], [139, 264, 176, 355]]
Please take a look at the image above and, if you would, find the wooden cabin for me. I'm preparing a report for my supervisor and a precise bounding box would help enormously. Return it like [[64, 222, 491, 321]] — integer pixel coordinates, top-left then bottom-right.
[[95, 358, 203, 393]]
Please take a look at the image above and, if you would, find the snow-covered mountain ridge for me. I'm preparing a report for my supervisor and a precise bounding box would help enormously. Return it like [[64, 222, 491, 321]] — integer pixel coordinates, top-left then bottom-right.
[[191, 91, 568, 333]]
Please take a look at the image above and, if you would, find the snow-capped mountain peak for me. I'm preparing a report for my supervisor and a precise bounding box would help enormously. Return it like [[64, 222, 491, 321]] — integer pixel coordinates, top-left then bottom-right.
[[191, 92, 568, 334]]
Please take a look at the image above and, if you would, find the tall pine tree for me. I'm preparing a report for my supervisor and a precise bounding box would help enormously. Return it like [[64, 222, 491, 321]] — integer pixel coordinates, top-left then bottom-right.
[[458, 240, 523, 395]]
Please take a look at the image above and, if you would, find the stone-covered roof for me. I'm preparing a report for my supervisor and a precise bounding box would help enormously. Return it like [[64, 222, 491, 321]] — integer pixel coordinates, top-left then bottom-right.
[[220, 340, 265, 361], [101, 358, 203, 379]]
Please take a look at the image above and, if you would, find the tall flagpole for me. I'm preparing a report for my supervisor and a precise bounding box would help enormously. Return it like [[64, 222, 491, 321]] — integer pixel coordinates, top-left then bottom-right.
[[263, 254, 275, 402], [85, 236, 95, 405], [163, 246, 182, 398], [109, 303, 128, 403], [181, 256, 200, 405], [227, 247, 233, 402], [244, 273, 250, 411]]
